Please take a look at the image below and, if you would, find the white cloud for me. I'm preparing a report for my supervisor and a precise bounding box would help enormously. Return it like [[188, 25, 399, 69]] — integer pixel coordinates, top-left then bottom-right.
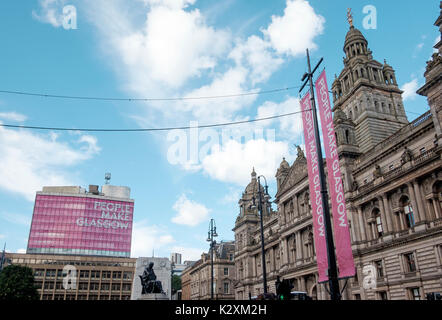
[[170, 246, 204, 262], [401, 78, 419, 101], [17, 248, 26, 254], [201, 138, 290, 186], [172, 194, 210, 226], [0, 112, 27, 122], [89, 0, 230, 92], [0, 126, 100, 201], [131, 220, 175, 258], [229, 35, 284, 85], [32, 0, 68, 28], [256, 96, 303, 138], [0, 234, 5, 239], [263, 0, 325, 57]]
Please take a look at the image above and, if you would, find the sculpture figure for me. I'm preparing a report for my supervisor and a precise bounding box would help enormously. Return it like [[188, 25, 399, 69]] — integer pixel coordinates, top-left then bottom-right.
[[140, 262, 164, 294]]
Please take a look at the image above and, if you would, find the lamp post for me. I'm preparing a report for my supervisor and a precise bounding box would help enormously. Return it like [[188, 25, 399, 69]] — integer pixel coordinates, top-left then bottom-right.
[[207, 219, 218, 300], [251, 175, 271, 295]]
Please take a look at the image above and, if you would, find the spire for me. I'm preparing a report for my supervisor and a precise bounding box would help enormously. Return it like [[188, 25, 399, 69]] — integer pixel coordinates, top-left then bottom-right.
[[251, 167, 256, 179]]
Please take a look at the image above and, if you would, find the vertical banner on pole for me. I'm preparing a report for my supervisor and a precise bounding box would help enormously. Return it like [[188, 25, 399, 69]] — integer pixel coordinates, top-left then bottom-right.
[[300, 92, 329, 283], [315, 70, 355, 278]]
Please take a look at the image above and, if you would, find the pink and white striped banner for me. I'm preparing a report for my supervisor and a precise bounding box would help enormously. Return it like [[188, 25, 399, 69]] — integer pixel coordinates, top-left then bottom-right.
[[315, 70, 355, 279], [300, 92, 329, 283]]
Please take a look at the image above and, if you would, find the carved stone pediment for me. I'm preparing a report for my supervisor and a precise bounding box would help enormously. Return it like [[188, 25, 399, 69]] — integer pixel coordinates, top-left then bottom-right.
[[277, 157, 308, 196]]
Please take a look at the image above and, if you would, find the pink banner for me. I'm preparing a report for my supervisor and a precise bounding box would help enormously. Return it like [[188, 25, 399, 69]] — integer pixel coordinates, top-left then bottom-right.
[[300, 92, 329, 283], [315, 70, 355, 279]]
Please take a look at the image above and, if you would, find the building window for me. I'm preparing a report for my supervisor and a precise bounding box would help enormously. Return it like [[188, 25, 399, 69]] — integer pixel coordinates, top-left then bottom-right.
[[378, 291, 388, 300], [409, 287, 421, 300], [354, 294, 361, 300], [404, 204, 415, 228], [224, 268, 229, 276], [374, 260, 384, 278], [404, 253, 417, 272], [223, 282, 230, 294]]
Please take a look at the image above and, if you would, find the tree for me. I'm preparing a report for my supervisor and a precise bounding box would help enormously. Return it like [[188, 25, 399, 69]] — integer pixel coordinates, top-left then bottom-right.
[[0, 265, 39, 300], [172, 274, 181, 294]]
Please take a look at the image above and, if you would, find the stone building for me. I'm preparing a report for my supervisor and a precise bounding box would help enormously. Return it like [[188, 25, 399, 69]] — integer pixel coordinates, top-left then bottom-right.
[[181, 241, 235, 300], [233, 5, 442, 300]]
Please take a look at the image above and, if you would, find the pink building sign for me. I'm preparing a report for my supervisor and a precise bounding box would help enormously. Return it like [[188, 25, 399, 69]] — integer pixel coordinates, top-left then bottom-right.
[[27, 194, 134, 257]]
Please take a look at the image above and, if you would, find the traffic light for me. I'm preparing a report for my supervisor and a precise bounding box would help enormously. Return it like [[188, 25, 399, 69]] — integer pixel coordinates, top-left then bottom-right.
[[276, 279, 293, 300]]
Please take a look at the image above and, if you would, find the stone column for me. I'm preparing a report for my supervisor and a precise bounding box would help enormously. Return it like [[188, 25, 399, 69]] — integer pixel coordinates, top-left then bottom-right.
[[357, 207, 367, 241], [382, 194, 393, 233], [282, 237, 289, 265], [407, 182, 421, 224], [296, 232, 302, 260], [378, 197, 389, 234], [351, 207, 361, 242], [348, 208, 358, 243], [413, 180, 426, 222], [432, 198, 441, 219], [294, 195, 299, 218]]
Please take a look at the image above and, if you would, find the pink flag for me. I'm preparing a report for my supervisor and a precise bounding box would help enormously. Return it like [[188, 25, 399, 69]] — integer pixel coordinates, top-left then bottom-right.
[[300, 92, 329, 283], [315, 70, 355, 279]]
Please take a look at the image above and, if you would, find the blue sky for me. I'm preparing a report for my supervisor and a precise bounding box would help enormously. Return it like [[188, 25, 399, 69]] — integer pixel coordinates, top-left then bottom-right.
[[0, 0, 439, 261]]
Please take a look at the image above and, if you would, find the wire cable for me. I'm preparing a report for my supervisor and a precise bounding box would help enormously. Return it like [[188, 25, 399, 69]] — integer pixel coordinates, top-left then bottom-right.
[[0, 109, 310, 132], [0, 86, 300, 102]]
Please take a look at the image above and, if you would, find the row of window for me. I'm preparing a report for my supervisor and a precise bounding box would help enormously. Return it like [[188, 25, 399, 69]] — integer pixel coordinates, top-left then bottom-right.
[[27, 247, 130, 257], [41, 294, 131, 300], [34, 269, 133, 280], [354, 287, 423, 300]]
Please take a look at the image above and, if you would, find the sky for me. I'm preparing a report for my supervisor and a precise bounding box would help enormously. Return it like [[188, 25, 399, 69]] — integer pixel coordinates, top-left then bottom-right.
[[0, 0, 439, 262]]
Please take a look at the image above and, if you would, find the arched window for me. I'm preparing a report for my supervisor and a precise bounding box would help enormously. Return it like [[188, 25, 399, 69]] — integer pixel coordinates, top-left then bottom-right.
[[345, 129, 350, 144]]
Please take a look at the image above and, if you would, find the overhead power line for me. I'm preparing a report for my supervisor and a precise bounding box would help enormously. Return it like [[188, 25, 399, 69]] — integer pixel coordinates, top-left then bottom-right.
[[0, 86, 300, 102], [0, 109, 309, 133]]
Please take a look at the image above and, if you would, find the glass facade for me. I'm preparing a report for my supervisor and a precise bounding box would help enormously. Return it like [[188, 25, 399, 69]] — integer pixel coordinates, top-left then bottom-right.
[[27, 194, 134, 257]]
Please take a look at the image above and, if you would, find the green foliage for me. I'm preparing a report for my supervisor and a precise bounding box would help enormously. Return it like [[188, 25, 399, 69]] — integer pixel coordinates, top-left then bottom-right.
[[172, 274, 182, 292], [0, 265, 39, 300]]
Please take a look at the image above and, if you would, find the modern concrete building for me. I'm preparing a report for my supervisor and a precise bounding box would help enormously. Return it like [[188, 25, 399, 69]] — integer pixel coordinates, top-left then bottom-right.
[[181, 241, 235, 300], [27, 185, 134, 258], [233, 5, 442, 300], [3, 252, 136, 300]]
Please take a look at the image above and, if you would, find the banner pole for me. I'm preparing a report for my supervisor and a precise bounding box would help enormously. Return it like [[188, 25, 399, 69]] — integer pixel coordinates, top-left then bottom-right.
[[303, 48, 341, 300]]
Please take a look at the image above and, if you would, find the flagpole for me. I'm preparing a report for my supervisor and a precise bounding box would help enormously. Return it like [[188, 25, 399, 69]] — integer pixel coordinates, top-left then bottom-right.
[[300, 49, 341, 300]]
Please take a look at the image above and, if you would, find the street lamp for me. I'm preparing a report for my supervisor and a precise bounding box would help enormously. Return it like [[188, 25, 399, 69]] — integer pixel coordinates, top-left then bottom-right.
[[207, 219, 218, 300], [251, 175, 271, 295]]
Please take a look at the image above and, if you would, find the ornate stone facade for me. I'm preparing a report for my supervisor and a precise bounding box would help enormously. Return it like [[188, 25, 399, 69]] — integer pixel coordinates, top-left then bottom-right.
[[233, 5, 442, 300], [181, 241, 235, 300]]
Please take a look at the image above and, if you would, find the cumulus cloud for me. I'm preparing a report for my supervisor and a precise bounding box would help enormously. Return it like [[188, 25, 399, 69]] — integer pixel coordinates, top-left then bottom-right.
[[229, 35, 284, 85], [256, 96, 303, 138], [32, 0, 69, 28], [172, 194, 210, 226], [401, 78, 419, 101], [263, 0, 325, 57], [0, 112, 27, 122], [0, 126, 100, 201], [201, 138, 290, 186], [131, 220, 175, 258]]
